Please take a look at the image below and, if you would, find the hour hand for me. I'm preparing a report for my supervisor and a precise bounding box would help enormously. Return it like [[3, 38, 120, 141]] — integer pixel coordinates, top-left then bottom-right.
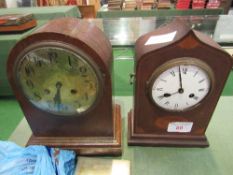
[[158, 92, 178, 99], [163, 93, 171, 97], [53, 81, 62, 109]]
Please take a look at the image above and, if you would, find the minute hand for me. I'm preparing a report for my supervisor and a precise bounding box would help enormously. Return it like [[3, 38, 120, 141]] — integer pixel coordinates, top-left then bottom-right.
[[178, 66, 184, 93]]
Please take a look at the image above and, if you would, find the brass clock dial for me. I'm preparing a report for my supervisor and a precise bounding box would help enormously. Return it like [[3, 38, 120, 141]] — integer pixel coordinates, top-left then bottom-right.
[[16, 43, 101, 116], [150, 58, 212, 111]]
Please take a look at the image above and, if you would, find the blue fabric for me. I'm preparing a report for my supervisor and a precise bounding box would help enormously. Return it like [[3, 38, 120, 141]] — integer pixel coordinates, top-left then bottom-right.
[[0, 141, 76, 175]]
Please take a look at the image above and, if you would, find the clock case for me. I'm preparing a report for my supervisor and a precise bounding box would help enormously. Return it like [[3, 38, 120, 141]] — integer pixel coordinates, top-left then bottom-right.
[[128, 19, 233, 147], [7, 18, 122, 156]]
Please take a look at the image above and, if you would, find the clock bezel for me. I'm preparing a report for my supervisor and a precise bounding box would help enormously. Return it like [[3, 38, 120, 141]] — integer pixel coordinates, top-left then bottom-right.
[[147, 57, 215, 112], [14, 41, 104, 116]]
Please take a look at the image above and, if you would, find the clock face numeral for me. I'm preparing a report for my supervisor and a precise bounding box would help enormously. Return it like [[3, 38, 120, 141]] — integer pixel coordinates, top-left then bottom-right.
[[18, 46, 100, 115], [36, 60, 42, 67], [68, 56, 72, 67], [170, 70, 175, 77], [156, 88, 163, 91], [67, 55, 79, 70], [158, 95, 164, 100], [198, 88, 205, 92], [182, 67, 188, 74], [66, 55, 79, 69], [79, 66, 87, 74], [164, 101, 169, 105], [48, 51, 58, 63], [151, 63, 211, 111], [198, 79, 205, 83], [193, 71, 198, 77], [160, 79, 167, 82], [26, 79, 34, 88], [33, 92, 41, 100], [25, 65, 34, 76]]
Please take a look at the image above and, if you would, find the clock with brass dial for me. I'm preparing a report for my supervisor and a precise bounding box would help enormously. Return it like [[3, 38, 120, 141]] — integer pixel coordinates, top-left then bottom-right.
[[17, 44, 101, 116], [7, 18, 122, 155], [128, 19, 233, 147]]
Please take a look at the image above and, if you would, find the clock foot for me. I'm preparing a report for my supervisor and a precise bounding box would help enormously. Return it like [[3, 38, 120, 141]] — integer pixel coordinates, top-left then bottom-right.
[[128, 110, 209, 147], [27, 104, 122, 156]]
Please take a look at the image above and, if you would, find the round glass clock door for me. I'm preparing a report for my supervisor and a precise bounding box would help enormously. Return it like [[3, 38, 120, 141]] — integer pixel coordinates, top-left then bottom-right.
[[16, 44, 101, 116], [150, 58, 212, 111]]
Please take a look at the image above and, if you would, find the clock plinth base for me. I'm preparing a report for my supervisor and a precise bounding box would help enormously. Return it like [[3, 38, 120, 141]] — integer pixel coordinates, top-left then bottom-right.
[[128, 110, 209, 147], [27, 104, 122, 156]]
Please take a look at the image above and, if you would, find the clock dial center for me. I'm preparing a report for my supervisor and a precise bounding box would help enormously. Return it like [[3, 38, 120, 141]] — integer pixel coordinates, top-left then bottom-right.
[[178, 88, 184, 94]]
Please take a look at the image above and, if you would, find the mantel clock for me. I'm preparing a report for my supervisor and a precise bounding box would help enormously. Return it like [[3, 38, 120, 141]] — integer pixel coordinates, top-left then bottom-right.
[[7, 17, 122, 155], [128, 19, 233, 147]]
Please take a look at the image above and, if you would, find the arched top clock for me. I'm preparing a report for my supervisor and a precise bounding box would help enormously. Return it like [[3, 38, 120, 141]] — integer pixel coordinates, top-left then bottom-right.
[[128, 19, 233, 147], [7, 17, 121, 155]]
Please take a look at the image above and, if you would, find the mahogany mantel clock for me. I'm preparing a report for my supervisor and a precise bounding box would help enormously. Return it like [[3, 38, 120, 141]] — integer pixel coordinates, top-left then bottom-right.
[[7, 17, 122, 155], [128, 20, 233, 147]]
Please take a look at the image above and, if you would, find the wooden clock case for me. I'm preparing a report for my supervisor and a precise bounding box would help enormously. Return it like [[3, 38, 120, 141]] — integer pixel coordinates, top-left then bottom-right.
[[7, 18, 122, 156], [128, 19, 233, 147]]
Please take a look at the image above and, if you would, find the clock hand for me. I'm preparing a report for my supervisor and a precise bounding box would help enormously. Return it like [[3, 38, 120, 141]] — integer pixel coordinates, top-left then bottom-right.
[[178, 66, 184, 94], [53, 81, 62, 110], [158, 91, 179, 99], [189, 93, 198, 100]]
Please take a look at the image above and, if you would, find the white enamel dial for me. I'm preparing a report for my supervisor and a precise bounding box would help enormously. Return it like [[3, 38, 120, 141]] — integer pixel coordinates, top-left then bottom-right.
[[151, 63, 211, 111]]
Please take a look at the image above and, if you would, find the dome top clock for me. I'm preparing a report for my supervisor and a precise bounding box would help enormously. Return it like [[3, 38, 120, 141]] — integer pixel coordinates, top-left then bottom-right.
[[7, 17, 122, 155]]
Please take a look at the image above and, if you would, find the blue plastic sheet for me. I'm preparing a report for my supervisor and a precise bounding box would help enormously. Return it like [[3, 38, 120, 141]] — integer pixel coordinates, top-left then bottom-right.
[[0, 141, 76, 175]]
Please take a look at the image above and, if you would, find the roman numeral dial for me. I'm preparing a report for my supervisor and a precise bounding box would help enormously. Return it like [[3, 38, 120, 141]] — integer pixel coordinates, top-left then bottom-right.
[[151, 63, 211, 111]]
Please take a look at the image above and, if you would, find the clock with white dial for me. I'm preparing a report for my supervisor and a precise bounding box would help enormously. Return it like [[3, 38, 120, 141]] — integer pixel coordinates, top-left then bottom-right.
[[128, 19, 233, 147], [150, 58, 212, 111]]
